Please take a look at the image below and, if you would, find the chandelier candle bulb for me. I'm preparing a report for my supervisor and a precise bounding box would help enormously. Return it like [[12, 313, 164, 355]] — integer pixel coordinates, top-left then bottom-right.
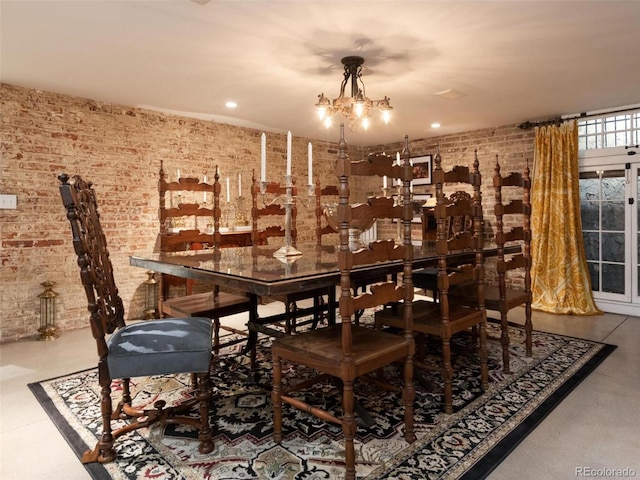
[[383, 175, 388, 189], [226, 177, 230, 203], [261, 133, 266, 182], [238, 173, 242, 197], [177, 169, 180, 180], [308, 142, 313, 185], [286, 131, 292, 176], [396, 152, 400, 165]]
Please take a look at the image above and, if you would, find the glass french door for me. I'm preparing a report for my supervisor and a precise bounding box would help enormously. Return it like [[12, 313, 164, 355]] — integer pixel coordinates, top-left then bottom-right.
[[579, 159, 640, 311]]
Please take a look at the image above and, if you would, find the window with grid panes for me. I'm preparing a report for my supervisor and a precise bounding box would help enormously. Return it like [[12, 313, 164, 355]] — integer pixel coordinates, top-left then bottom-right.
[[578, 110, 640, 150]]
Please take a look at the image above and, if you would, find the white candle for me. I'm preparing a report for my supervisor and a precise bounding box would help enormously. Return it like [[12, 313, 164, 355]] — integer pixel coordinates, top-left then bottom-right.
[[226, 177, 230, 203], [177, 169, 181, 180], [396, 152, 400, 166], [261, 133, 266, 182], [238, 173, 242, 197], [286, 131, 292, 176], [383, 175, 388, 189], [308, 142, 313, 185], [203, 175, 207, 202]]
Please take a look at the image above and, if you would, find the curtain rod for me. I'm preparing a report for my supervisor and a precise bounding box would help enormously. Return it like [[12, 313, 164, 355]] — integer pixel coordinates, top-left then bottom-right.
[[518, 106, 640, 130]]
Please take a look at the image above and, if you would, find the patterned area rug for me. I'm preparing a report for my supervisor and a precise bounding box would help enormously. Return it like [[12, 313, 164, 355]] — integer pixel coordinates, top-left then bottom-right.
[[29, 317, 615, 480]]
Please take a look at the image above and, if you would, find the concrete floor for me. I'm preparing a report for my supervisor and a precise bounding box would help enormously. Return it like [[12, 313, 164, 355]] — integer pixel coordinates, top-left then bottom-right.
[[1, 302, 638, 480]]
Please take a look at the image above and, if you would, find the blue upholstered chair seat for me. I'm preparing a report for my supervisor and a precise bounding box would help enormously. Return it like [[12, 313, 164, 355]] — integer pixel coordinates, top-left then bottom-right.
[[107, 318, 213, 379]]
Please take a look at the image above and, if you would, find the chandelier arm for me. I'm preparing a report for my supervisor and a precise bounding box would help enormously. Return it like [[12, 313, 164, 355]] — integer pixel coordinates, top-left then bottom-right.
[[339, 67, 350, 99], [355, 65, 365, 98]]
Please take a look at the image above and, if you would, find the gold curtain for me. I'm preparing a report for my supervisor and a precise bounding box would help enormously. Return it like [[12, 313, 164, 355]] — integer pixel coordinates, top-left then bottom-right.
[[530, 121, 601, 315]]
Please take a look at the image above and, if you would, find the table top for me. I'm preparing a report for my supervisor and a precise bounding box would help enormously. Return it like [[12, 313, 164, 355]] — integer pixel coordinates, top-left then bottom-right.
[[130, 242, 514, 297]]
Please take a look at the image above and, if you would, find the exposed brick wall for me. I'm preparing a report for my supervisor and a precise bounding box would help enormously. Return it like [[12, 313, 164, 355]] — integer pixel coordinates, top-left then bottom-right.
[[0, 83, 533, 342], [0, 84, 357, 342]]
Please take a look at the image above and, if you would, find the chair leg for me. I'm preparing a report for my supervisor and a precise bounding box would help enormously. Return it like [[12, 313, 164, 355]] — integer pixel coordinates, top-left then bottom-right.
[[248, 295, 259, 370], [82, 363, 116, 463], [196, 372, 215, 454], [500, 309, 511, 374], [311, 294, 322, 329], [121, 377, 132, 410], [403, 351, 416, 444], [213, 317, 221, 354], [442, 337, 453, 415], [272, 353, 283, 443], [290, 300, 298, 333], [525, 301, 533, 357], [284, 300, 293, 334], [479, 321, 489, 391], [342, 379, 356, 480]]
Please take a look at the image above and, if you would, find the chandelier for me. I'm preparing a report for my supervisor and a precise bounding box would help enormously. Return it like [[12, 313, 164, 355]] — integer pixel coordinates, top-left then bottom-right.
[[315, 56, 392, 131]]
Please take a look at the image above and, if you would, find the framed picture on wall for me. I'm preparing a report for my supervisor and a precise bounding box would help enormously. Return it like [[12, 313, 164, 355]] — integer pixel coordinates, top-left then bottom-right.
[[411, 155, 432, 186]]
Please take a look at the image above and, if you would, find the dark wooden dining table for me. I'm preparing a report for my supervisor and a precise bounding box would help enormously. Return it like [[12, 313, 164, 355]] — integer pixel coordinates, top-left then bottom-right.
[[130, 241, 518, 330], [130, 242, 511, 298]]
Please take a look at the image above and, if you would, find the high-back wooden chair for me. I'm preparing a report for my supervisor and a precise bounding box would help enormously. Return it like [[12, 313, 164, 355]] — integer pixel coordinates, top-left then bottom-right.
[[315, 181, 339, 244], [161, 166, 253, 353], [421, 191, 473, 246], [250, 171, 297, 246], [271, 126, 415, 480], [58, 173, 214, 464], [454, 157, 532, 373], [158, 161, 215, 300], [376, 150, 488, 414], [492, 157, 532, 366], [249, 171, 332, 335], [413, 153, 480, 298]]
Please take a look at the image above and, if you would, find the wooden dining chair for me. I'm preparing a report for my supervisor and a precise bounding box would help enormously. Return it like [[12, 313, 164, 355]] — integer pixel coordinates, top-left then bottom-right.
[[277, 180, 340, 332], [413, 151, 480, 299], [249, 171, 331, 333], [271, 126, 416, 480], [161, 166, 253, 353], [316, 180, 380, 325], [58, 173, 214, 463], [250, 171, 296, 246], [376, 150, 488, 414], [158, 161, 213, 300], [315, 181, 339, 243], [452, 157, 532, 373]]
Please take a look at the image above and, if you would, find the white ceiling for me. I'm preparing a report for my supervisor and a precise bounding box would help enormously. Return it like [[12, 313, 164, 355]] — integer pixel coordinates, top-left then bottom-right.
[[2, 0, 640, 146]]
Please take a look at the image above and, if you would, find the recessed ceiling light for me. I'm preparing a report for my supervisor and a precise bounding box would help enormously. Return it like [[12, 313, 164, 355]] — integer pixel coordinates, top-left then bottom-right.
[[431, 122, 441, 129], [225, 101, 237, 109]]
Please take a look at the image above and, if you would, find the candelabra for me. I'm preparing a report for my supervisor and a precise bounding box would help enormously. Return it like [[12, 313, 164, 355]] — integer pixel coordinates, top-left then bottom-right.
[[260, 176, 314, 258], [235, 195, 249, 228], [223, 200, 236, 229]]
